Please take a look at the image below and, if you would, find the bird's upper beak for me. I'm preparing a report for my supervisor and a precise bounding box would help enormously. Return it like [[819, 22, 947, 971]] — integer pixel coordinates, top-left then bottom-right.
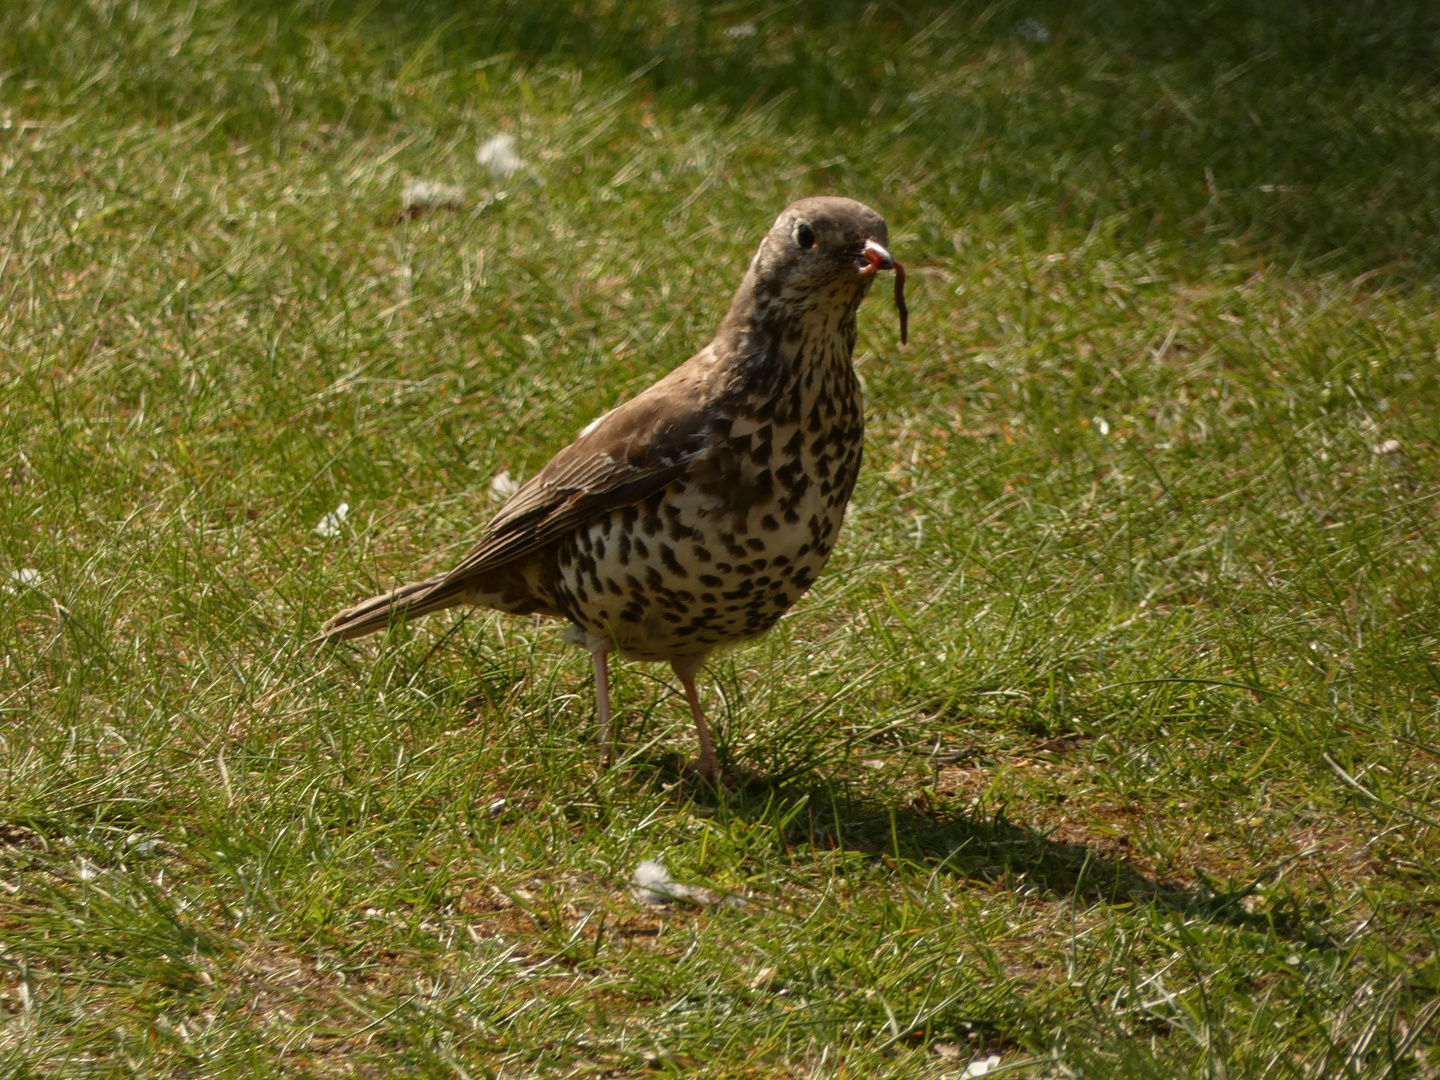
[[857, 239, 896, 275]]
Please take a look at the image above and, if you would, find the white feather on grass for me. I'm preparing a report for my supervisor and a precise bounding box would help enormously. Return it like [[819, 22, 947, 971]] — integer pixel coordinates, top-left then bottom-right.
[[4, 568, 42, 594], [314, 503, 349, 537], [400, 179, 466, 213], [961, 1054, 1003, 1078], [1016, 18, 1050, 43], [630, 860, 747, 908], [632, 860, 681, 905], [489, 470, 520, 500], [476, 134, 526, 180]]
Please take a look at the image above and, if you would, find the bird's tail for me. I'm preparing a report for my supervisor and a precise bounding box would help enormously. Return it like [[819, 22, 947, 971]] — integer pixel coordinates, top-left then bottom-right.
[[313, 573, 470, 644]]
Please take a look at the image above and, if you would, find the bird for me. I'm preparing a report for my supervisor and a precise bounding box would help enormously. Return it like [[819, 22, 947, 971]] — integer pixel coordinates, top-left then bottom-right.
[[315, 196, 907, 783]]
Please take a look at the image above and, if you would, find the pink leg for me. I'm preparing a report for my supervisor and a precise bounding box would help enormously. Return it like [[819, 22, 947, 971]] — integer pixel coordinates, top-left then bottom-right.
[[675, 665, 719, 783], [592, 647, 614, 765]]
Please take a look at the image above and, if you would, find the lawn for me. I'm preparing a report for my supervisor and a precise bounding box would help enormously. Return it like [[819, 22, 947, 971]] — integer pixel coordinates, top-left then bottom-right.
[[2, 0, 1439, 1075]]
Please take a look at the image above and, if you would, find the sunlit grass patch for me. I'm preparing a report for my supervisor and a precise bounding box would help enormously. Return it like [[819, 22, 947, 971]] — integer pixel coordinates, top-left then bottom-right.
[[1, 0, 1438, 1076]]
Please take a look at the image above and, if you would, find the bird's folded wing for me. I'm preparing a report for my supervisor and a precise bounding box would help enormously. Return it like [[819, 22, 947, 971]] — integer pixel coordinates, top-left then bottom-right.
[[438, 388, 713, 584]]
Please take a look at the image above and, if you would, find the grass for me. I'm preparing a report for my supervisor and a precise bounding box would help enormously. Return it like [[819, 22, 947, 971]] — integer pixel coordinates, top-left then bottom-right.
[[1, 0, 1439, 1075]]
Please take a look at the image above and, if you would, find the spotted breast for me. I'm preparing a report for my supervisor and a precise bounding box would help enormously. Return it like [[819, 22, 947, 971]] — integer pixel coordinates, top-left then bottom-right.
[[316, 196, 906, 783], [554, 302, 863, 661]]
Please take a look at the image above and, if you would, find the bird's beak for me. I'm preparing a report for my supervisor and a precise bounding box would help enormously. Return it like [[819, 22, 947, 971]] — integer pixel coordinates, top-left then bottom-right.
[[857, 238, 908, 345], [857, 239, 896, 275]]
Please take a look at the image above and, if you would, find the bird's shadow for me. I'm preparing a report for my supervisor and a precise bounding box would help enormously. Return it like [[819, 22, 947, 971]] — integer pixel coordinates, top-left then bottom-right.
[[625, 752, 1335, 949]]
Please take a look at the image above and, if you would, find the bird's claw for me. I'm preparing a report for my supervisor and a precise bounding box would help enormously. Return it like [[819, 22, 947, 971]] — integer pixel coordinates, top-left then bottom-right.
[[684, 753, 730, 789]]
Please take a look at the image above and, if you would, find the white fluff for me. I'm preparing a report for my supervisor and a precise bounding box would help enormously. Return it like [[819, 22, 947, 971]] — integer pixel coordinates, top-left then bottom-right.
[[476, 134, 525, 180], [1016, 18, 1050, 43], [961, 1054, 1003, 1078], [400, 179, 466, 211], [1373, 439, 1403, 456], [630, 860, 745, 908], [632, 859, 681, 905], [313, 503, 349, 537], [489, 470, 520, 499], [4, 568, 42, 594]]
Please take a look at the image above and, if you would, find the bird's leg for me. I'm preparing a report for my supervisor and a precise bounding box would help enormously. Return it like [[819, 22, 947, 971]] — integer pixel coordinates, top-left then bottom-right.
[[592, 646, 614, 765], [675, 664, 720, 783]]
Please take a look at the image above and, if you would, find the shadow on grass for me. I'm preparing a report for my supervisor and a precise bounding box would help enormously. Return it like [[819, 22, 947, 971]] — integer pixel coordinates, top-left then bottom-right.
[[643, 758, 1335, 947], [10, 0, 1439, 272], [7, 0, 1439, 289], [343, 0, 1440, 276]]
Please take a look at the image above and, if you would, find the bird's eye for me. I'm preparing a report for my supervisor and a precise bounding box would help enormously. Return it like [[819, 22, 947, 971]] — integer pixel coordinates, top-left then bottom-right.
[[795, 222, 816, 250]]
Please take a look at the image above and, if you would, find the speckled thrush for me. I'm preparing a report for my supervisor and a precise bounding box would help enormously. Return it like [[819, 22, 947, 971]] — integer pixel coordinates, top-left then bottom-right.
[[316, 196, 907, 782]]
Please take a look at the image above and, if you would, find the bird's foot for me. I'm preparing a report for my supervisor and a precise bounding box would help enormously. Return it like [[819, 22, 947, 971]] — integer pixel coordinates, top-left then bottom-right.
[[685, 752, 724, 788]]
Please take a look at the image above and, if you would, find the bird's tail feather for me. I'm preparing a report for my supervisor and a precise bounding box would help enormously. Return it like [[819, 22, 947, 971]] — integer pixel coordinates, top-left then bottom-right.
[[314, 574, 468, 644]]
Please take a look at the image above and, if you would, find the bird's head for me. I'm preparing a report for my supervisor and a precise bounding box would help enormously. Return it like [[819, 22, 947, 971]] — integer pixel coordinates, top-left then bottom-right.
[[747, 196, 907, 344]]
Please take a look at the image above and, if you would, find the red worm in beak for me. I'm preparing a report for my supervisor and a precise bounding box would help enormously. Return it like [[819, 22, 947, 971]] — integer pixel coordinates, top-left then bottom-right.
[[861, 240, 909, 345], [893, 259, 908, 345]]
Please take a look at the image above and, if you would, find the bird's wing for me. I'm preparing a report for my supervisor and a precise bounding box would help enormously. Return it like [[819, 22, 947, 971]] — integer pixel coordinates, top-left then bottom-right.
[[438, 356, 720, 584]]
